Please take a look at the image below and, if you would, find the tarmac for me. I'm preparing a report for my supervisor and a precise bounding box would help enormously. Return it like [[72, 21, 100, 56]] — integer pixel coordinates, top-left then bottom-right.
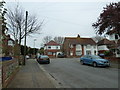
[[6, 59, 57, 88]]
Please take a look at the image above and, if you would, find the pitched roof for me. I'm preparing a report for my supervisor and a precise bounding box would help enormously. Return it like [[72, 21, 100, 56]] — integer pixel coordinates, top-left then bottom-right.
[[64, 36, 96, 45], [97, 38, 115, 45], [45, 40, 60, 46]]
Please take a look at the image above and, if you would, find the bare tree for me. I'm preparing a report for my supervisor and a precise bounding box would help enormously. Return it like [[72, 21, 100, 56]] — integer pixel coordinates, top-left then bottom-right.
[[54, 36, 64, 45], [42, 36, 52, 44], [7, 4, 43, 45]]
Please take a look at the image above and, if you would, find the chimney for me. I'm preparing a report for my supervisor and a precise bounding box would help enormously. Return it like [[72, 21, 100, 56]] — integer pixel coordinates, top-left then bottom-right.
[[77, 34, 80, 38]]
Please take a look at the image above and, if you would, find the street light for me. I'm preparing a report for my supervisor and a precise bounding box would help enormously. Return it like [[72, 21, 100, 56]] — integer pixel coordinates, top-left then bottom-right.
[[23, 11, 28, 65], [34, 39, 36, 56], [115, 39, 118, 57]]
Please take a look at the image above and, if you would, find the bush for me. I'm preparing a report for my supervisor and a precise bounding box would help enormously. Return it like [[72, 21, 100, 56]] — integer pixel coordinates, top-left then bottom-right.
[[104, 51, 111, 56]]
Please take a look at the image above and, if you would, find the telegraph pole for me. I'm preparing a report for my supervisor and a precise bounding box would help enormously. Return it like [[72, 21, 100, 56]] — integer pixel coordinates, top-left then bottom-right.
[[34, 39, 36, 57], [23, 11, 28, 65]]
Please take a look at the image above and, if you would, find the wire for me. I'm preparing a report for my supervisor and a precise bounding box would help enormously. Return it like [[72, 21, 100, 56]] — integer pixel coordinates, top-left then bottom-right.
[[39, 14, 81, 26]]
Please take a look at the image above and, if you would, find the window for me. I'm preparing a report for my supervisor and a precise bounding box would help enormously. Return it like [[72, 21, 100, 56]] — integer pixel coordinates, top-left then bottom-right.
[[76, 50, 82, 56], [48, 52, 52, 55], [76, 44, 81, 50], [93, 46, 96, 49], [69, 44, 73, 48], [86, 45, 91, 49], [48, 46, 51, 49], [94, 50, 96, 55], [8, 40, 14, 46], [115, 34, 119, 39], [117, 49, 120, 54], [86, 51, 91, 55], [70, 51, 73, 56]]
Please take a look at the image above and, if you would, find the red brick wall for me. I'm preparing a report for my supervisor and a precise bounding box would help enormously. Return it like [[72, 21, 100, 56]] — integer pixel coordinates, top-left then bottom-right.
[[82, 45, 84, 55], [2, 58, 19, 88], [104, 57, 120, 62], [73, 45, 76, 56]]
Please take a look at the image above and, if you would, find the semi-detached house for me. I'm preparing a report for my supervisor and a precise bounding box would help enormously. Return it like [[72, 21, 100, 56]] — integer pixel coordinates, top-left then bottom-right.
[[63, 35, 98, 57], [44, 40, 61, 57]]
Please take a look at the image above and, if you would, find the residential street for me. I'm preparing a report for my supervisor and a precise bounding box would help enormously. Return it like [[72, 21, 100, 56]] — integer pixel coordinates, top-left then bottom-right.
[[40, 58, 118, 88]]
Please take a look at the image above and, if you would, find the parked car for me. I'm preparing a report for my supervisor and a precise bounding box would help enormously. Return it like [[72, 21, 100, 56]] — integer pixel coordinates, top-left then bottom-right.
[[80, 55, 110, 67], [37, 55, 50, 64], [57, 53, 66, 58], [98, 53, 105, 58], [26, 55, 30, 59]]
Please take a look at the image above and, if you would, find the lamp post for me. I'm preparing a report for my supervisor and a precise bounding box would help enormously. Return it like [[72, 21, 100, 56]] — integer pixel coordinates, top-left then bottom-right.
[[115, 39, 118, 57], [34, 39, 36, 57], [23, 11, 28, 65]]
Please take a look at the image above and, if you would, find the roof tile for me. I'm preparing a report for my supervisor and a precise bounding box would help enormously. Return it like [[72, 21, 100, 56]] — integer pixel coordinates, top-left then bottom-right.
[[45, 40, 60, 46]]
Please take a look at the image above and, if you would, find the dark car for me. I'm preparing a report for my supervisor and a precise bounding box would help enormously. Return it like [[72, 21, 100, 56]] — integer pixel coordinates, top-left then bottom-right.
[[80, 55, 110, 67], [37, 55, 50, 64], [57, 53, 66, 58]]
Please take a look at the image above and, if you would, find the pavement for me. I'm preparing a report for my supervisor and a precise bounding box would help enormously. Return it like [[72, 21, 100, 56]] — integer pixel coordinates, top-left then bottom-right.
[[6, 59, 56, 88]]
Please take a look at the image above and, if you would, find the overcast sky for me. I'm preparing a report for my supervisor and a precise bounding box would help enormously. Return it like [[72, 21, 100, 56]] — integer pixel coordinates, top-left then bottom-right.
[[5, 0, 119, 48]]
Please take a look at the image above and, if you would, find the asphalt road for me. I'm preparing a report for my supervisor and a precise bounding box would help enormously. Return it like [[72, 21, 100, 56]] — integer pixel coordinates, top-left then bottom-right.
[[39, 58, 118, 88]]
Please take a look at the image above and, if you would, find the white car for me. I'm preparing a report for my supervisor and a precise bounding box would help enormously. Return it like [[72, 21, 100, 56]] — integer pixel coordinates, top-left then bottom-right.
[[26, 55, 30, 59]]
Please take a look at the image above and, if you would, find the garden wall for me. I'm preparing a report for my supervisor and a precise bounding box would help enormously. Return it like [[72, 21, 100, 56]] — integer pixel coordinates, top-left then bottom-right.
[[104, 56, 120, 63], [1, 57, 19, 88]]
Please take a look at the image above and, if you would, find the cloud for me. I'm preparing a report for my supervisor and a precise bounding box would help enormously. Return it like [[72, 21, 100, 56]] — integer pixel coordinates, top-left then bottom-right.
[[5, 0, 119, 2]]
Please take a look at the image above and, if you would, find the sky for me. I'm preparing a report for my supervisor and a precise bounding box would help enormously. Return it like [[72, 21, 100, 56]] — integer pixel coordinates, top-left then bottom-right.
[[4, 0, 119, 48]]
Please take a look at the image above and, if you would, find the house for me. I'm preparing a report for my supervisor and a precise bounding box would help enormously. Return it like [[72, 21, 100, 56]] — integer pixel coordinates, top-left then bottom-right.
[[2, 34, 15, 56], [44, 40, 61, 57], [63, 35, 97, 57], [107, 30, 120, 57], [97, 38, 115, 55]]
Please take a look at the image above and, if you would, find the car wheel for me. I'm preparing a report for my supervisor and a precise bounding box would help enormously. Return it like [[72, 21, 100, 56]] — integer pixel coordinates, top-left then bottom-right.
[[93, 62, 97, 67], [80, 60, 84, 65]]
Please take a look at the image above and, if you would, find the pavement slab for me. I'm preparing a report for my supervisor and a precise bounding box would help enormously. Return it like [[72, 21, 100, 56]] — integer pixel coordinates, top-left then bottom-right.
[[7, 59, 56, 88]]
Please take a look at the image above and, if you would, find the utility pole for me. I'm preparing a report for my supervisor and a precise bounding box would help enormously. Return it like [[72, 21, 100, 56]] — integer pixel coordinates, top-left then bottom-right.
[[23, 11, 28, 65], [34, 39, 36, 57]]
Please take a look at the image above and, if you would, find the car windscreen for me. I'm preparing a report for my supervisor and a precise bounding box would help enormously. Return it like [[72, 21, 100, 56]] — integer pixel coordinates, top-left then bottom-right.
[[91, 56, 102, 59], [40, 56, 49, 58]]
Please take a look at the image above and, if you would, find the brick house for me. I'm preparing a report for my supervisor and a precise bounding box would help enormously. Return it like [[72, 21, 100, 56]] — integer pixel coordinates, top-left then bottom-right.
[[63, 35, 97, 57], [44, 40, 61, 57], [2, 33, 15, 56]]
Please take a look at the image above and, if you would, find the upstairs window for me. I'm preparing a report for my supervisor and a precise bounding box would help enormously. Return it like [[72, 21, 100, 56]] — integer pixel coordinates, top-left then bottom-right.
[[8, 40, 14, 46], [93, 46, 96, 49], [48, 46, 51, 49], [86, 45, 91, 49]]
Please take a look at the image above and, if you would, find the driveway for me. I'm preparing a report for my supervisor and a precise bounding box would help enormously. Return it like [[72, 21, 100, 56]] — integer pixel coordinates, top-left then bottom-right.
[[39, 58, 118, 88]]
